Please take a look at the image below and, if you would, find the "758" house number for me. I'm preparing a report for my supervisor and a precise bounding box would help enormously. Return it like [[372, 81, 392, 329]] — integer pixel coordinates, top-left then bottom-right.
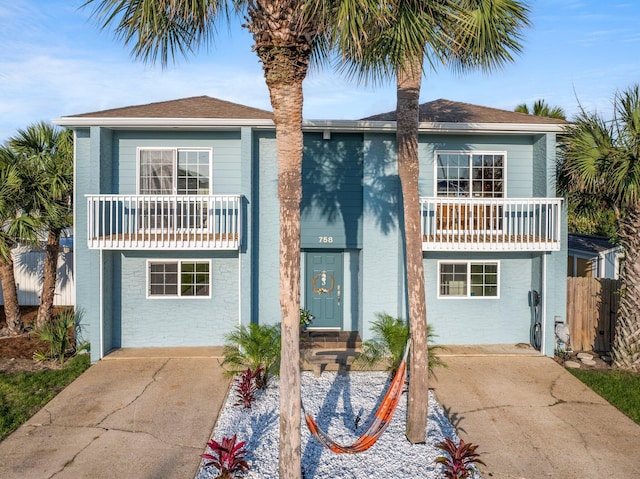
[[318, 236, 334, 243]]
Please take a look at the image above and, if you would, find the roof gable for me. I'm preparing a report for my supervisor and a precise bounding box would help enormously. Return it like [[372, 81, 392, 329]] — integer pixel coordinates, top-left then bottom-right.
[[364, 99, 567, 125], [69, 96, 273, 120]]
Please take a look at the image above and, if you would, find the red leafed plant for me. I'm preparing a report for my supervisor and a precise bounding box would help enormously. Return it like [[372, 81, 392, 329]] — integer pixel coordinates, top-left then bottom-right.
[[435, 437, 486, 479], [234, 366, 263, 408], [201, 434, 250, 479]]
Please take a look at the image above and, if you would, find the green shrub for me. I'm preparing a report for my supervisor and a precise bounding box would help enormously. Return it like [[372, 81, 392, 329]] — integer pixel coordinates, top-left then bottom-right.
[[355, 312, 446, 375], [33, 309, 81, 364], [300, 308, 313, 329], [221, 323, 281, 389]]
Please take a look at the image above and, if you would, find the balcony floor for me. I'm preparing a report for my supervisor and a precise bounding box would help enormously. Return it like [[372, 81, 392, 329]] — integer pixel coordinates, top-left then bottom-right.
[[90, 232, 239, 249], [423, 233, 560, 251]]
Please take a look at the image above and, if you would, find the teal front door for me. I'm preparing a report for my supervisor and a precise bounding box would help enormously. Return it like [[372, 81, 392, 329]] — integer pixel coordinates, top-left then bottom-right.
[[305, 252, 343, 329]]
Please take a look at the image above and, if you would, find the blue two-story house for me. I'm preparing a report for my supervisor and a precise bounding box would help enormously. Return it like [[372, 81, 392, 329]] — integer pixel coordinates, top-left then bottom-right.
[[55, 96, 567, 362]]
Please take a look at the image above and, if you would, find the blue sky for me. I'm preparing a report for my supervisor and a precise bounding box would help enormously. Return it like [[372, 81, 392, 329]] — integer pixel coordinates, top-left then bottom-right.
[[1, 0, 639, 141]]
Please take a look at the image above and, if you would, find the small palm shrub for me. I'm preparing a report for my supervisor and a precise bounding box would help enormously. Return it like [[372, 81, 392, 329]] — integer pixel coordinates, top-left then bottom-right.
[[355, 312, 446, 375], [201, 434, 250, 479], [435, 437, 485, 479], [221, 323, 281, 389], [33, 309, 80, 364]]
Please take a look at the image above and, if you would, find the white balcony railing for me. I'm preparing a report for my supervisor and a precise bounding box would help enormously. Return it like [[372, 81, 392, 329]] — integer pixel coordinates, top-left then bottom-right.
[[420, 197, 562, 251], [86, 194, 242, 250]]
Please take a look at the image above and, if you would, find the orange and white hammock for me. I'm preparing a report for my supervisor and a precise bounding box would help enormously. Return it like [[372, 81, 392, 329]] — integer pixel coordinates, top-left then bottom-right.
[[304, 339, 410, 454]]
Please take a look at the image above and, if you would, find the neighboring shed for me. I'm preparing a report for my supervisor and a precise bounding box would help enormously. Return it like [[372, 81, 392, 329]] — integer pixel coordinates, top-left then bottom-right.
[[0, 241, 75, 307], [567, 233, 623, 279]]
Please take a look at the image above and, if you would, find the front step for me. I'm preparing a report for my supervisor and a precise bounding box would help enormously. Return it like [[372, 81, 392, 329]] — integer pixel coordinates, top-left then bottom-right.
[[300, 330, 361, 349], [300, 331, 362, 377]]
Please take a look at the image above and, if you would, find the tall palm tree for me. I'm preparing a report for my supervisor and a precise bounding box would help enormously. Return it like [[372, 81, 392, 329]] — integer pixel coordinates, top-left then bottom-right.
[[561, 84, 640, 369], [515, 99, 566, 119], [0, 147, 39, 336], [9, 122, 74, 330], [324, 0, 530, 442], [83, 1, 323, 476]]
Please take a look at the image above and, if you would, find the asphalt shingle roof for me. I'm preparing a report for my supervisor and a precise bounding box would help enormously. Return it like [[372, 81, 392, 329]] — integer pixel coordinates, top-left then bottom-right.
[[65, 96, 566, 126], [568, 233, 619, 255], [68, 96, 273, 120], [363, 99, 567, 125]]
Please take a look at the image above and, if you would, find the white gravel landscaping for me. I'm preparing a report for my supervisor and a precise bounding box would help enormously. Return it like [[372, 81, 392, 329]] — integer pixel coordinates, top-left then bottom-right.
[[196, 371, 482, 479]]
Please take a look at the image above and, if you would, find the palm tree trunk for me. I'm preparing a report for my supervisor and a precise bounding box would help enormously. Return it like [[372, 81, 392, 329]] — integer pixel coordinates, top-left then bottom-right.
[[270, 78, 303, 479], [36, 228, 61, 330], [397, 55, 429, 443], [247, 3, 313, 476], [0, 254, 22, 335], [612, 205, 640, 368]]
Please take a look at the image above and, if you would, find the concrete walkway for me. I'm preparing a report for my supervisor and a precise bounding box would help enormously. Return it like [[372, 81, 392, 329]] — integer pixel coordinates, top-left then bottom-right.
[[0, 348, 230, 479], [433, 346, 640, 479]]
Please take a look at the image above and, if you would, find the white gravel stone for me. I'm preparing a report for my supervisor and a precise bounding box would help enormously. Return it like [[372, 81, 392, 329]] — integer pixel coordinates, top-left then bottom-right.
[[195, 371, 482, 479]]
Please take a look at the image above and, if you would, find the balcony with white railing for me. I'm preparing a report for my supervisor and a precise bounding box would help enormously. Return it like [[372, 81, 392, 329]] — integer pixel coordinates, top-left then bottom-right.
[[86, 195, 242, 250], [420, 197, 562, 252]]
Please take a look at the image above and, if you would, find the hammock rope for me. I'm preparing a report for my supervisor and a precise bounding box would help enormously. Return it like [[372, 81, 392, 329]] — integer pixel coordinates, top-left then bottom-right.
[[304, 338, 410, 454]]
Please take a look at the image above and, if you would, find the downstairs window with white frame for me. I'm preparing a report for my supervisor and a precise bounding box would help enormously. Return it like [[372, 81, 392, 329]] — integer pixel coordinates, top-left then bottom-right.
[[438, 261, 499, 298], [147, 260, 211, 298]]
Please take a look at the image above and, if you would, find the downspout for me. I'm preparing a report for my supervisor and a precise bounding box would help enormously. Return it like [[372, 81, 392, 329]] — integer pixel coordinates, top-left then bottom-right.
[[99, 248, 104, 359], [541, 253, 547, 355], [238, 195, 243, 329]]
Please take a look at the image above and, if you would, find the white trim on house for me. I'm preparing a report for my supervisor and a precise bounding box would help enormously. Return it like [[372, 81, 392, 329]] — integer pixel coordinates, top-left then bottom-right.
[[303, 120, 567, 134], [54, 117, 275, 129], [53, 117, 566, 135]]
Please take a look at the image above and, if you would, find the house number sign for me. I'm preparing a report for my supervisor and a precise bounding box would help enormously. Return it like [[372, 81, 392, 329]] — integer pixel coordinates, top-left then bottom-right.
[[318, 236, 334, 243]]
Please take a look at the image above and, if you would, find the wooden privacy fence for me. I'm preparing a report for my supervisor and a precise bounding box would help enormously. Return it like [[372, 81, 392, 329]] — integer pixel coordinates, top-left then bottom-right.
[[566, 277, 620, 352]]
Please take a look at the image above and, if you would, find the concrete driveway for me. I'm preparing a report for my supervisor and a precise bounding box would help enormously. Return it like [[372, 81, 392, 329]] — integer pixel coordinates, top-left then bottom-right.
[[0, 348, 230, 479], [433, 346, 640, 479], [3, 345, 639, 479]]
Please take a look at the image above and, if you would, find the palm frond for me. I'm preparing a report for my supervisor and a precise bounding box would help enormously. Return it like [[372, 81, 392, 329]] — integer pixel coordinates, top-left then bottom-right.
[[560, 83, 640, 243], [83, 0, 230, 67], [446, 0, 530, 74], [221, 322, 281, 388], [355, 312, 445, 375]]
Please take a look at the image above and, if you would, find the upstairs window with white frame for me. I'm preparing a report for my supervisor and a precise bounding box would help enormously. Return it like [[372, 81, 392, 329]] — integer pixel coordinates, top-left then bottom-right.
[[148, 260, 211, 298], [438, 261, 499, 298], [139, 149, 211, 195], [436, 152, 505, 198]]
